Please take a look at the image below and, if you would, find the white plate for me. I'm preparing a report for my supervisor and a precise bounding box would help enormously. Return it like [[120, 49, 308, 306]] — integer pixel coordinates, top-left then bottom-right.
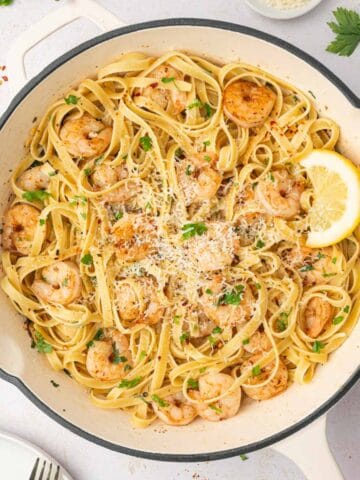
[[0, 431, 73, 480], [245, 0, 324, 20]]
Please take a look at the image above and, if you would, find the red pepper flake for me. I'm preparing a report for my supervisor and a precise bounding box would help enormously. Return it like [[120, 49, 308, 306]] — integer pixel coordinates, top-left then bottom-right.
[[2, 76, 8, 82], [0, 66, 6, 71], [150, 82, 158, 88], [134, 92, 141, 97]]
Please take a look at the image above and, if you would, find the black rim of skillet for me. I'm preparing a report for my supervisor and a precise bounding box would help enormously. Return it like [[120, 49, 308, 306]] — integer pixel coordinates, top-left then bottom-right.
[[0, 18, 359, 462]]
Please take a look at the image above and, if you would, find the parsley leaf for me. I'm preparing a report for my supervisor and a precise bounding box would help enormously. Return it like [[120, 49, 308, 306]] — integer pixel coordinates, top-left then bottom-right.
[[326, 8, 360, 57], [34, 331, 53, 353], [0, 0, 13, 5], [118, 377, 142, 389], [312, 340, 325, 353], [161, 77, 175, 83], [343, 305, 350, 313], [181, 222, 208, 240], [242, 338, 250, 345], [151, 394, 169, 407], [111, 341, 127, 364], [217, 285, 244, 306], [240, 454, 248, 461], [139, 134, 152, 152], [185, 164, 192, 176], [212, 326, 223, 335], [64, 95, 80, 105], [187, 99, 202, 109], [86, 328, 104, 348], [22, 190, 51, 202], [187, 378, 199, 389], [179, 331, 190, 344], [255, 239, 265, 249], [252, 365, 261, 377], [333, 315, 344, 325], [209, 404, 222, 414], [84, 168, 92, 176], [81, 253, 93, 265], [299, 264, 314, 272]]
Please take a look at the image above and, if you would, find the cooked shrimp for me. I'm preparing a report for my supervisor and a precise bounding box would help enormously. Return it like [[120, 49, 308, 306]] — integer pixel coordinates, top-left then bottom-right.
[[2, 204, 40, 255], [112, 214, 157, 262], [142, 65, 187, 115], [116, 278, 164, 325], [194, 373, 241, 422], [86, 328, 131, 381], [186, 222, 238, 272], [177, 152, 222, 205], [32, 261, 82, 305], [300, 297, 334, 338], [92, 163, 126, 189], [243, 331, 271, 354], [17, 163, 54, 191], [152, 392, 197, 426], [60, 113, 112, 158], [255, 170, 304, 219], [284, 247, 335, 286], [223, 80, 276, 128], [200, 276, 254, 328], [242, 355, 288, 400]]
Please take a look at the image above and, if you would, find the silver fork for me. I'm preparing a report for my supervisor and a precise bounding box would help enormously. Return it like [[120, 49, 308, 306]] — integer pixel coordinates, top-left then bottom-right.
[[29, 458, 60, 480]]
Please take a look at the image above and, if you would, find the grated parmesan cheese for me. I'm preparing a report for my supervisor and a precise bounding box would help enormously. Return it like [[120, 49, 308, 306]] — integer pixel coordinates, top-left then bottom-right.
[[263, 0, 310, 9]]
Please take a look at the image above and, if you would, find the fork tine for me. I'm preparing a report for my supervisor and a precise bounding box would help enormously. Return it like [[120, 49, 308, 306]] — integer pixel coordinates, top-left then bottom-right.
[[29, 458, 40, 480], [54, 465, 60, 480], [46, 462, 52, 480], [38, 460, 46, 480]]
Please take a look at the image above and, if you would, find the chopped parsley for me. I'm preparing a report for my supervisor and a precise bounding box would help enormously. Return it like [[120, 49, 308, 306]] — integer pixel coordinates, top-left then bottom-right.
[[343, 305, 350, 313], [185, 164, 192, 176], [94, 155, 103, 165], [208, 335, 217, 346], [175, 147, 184, 158], [111, 342, 127, 364], [179, 331, 190, 344], [39, 218, 46, 226], [312, 340, 325, 353], [204, 155, 212, 163], [255, 239, 265, 249], [161, 76, 175, 83], [145, 201, 152, 210], [34, 331, 53, 353], [83, 168, 92, 176], [332, 257, 338, 264], [217, 285, 244, 306], [212, 326, 223, 335], [209, 404, 222, 414], [204, 103, 212, 118], [64, 95, 79, 105], [139, 134, 152, 152], [252, 365, 261, 377], [203, 140, 211, 147], [242, 338, 250, 345], [299, 264, 314, 272], [205, 288, 213, 295], [316, 252, 326, 260], [22, 190, 51, 202], [255, 283, 261, 290], [118, 377, 142, 389], [181, 222, 208, 240], [139, 350, 147, 360], [62, 277, 69, 287], [187, 378, 199, 389], [199, 366, 207, 374], [333, 315, 344, 325], [276, 311, 289, 332], [50, 380, 59, 388], [151, 394, 169, 407], [322, 272, 337, 278], [187, 99, 202, 109], [114, 211, 123, 220], [269, 172, 275, 182], [173, 315, 181, 325], [86, 328, 104, 348], [81, 253, 93, 265], [240, 454, 248, 461]]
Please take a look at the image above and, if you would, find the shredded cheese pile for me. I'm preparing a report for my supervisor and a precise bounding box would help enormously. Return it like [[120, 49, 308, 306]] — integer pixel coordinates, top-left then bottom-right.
[[264, 0, 310, 9]]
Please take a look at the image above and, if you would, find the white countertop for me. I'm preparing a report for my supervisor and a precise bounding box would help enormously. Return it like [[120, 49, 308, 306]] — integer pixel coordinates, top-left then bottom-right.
[[0, 1, 359, 479]]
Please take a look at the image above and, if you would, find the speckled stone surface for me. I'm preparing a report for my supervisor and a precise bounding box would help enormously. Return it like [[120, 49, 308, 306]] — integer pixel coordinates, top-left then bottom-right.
[[0, 1, 359, 479]]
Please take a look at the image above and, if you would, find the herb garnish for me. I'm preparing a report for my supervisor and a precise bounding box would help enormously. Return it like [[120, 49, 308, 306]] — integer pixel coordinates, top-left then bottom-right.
[[185, 164, 192, 176], [181, 222, 208, 240], [114, 211, 123, 220], [84, 168, 92, 176], [209, 404, 222, 414], [217, 285, 244, 306], [242, 338, 250, 345], [34, 331, 53, 353], [212, 326, 223, 335], [240, 454, 248, 461], [22, 190, 51, 202], [64, 95, 79, 105], [255, 239, 265, 249], [86, 328, 104, 348], [299, 264, 314, 272], [179, 331, 190, 344], [139, 134, 152, 152], [326, 8, 360, 57], [343, 305, 350, 313], [276, 311, 289, 332], [118, 377, 142, 389], [187, 378, 199, 389], [111, 341, 127, 364], [161, 77, 175, 84], [50, 380, 59, 388], [151, 394, 169, 407], [81, 253, 93, 265], [252, 365, 261, 377], [313, 340, 325, 353], [333, 315, 344, 325]]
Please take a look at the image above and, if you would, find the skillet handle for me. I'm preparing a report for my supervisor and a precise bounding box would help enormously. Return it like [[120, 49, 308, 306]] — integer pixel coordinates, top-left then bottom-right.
[[272, 416, 343, 480], [7, 0, 123, 94]]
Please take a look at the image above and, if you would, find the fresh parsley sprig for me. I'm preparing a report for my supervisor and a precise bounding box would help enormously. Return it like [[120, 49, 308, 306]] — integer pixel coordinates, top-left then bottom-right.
[[326, 8, 360, 57]]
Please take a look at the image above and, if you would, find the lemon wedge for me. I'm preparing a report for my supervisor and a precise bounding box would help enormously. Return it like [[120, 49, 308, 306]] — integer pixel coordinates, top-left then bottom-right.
[[300, 149, 360, 248]]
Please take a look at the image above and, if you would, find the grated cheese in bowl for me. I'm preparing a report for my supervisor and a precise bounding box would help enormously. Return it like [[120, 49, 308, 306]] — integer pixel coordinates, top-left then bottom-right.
[[264, 0, 310, 9]]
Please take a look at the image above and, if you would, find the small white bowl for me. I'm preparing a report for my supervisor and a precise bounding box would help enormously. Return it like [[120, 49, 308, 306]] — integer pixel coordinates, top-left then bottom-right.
[[245, 0, 324, 20]]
